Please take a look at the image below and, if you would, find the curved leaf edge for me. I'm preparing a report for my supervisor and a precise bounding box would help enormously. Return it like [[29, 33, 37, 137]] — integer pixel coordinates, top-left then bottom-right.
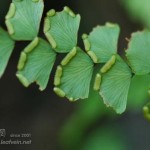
[[16, 37, 57, 91], [125, 29, 150, 75]]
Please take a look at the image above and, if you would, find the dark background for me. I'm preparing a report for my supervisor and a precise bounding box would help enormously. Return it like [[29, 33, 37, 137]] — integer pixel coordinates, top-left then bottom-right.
[[0, 0, 150, 150]]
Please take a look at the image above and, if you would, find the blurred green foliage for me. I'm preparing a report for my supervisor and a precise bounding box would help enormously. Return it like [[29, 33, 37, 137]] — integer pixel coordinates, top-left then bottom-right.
[[80, 126, 127, 150], [128, 75, 150, 110], [121, 0, 150, 29]]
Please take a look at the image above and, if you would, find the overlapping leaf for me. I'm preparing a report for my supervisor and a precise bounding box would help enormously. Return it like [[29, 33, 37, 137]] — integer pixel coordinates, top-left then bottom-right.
[[44, 7, 81, 53], [126, 30, 150, 75], [16, 38, 56, 91], [100, 56, 132, 114], [54, 47, 94, 100], [5, 0, 44, 40], [83, 23, 120, 63], [0, 27, 15, 77]]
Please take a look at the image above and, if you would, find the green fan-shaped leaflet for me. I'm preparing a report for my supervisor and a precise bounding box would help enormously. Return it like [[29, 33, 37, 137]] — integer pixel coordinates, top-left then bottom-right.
[[0, 27, 15, 77], [5, 0, 44, 40], [83, 23, 120, 63], [44, 7, 81, 53], [100, 56, 132, 114], [16, 37, 56, 91], [126, 30, 150, 75], [54, 47, 94, 101]]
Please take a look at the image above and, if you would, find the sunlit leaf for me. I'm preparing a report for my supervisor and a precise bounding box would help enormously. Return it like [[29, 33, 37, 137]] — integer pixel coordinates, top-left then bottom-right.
[[16, 37, 56, 91], [0, 27, 15, 77], [44, 6, 80, 53], [5, 0, 44, 40], [126, 30, 150, 75], [83, 23, 120, 63], [100, 56, 132, 114], [54, 47, 93, 100]]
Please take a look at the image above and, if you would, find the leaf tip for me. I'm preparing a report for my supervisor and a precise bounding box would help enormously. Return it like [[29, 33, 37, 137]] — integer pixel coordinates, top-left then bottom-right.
[[44, 17, 51, 33], [16, 73, 30, 87], [82, 33, 91, 51], [54, 65, 63, 86], [47, 9, 56, 17], [53, 87, 66, 97], [5, 3, 16, 20], [5, 20, 15, 35], [61, 47, 77, 66], [64, 6, 76, 18], [45, 32, 57, 49], [100, 55, 116, 74], [24, 37, 39, 53], [93, 73, 102, 91], [17, 52, 27, 70], [87, 51, 98, 63]]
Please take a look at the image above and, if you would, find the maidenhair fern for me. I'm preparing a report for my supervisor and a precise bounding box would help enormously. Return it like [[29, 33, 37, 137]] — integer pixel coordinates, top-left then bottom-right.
[[0, 0, 150, 115]]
